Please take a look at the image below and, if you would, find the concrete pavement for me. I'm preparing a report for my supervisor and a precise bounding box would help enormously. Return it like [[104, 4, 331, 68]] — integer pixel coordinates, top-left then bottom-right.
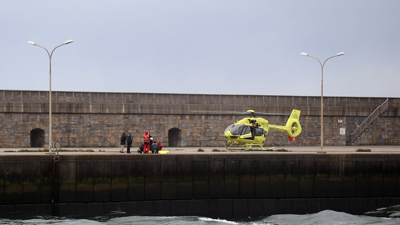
[[0, 145, 399, 155]]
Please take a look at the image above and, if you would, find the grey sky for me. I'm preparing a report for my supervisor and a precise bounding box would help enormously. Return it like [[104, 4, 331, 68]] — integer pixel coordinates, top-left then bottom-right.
[[1, 0, 399, 97]]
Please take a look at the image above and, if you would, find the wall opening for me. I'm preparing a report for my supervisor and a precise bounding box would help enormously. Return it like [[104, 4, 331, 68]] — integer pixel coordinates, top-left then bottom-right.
[[30, 128, 45, 147], [168, 128, 181, 147]]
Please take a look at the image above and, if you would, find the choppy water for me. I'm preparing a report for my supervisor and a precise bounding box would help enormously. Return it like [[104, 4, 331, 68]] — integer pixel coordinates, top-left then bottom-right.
[[1, 205, 400, 225]]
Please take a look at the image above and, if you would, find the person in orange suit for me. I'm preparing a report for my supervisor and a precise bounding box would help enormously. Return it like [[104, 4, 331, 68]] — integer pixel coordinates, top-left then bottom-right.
[[143, 131, 150, 154]]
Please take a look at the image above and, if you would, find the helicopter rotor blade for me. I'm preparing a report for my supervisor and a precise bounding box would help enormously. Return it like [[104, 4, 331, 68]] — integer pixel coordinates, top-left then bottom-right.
[[191, 110, 248, 115], [253, 112, 290, 116], [191, 110, 289, 116]]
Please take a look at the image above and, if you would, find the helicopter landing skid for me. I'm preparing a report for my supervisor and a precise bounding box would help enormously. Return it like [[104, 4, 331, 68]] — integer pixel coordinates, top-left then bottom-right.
[[241, 143, 265, 150], [225, 141, 264, 150], [224, 141, 235, 150]]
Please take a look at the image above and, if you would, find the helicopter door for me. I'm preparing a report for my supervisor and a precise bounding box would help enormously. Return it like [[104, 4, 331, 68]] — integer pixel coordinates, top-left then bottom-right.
[[254, 128, 265, 136]]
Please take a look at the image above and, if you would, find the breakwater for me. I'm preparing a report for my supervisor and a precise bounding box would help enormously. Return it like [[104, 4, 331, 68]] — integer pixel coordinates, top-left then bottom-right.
[[0, 153, 399, 220]]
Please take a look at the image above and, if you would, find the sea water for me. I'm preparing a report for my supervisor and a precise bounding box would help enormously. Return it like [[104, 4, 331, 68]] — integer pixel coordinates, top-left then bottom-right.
[[1, 205, 400, 225]]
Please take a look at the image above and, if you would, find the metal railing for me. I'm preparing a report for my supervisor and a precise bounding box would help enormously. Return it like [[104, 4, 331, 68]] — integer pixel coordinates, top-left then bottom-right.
[[350, 98, 389, 144]]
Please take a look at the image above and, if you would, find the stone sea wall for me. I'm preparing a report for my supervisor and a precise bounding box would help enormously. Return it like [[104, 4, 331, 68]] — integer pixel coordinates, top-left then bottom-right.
[[0, 90, 399, 148], [0, 154, 399, 219]]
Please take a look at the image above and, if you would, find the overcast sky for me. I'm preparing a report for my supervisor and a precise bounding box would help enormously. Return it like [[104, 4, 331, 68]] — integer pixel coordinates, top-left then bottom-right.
[[0, 1, 399, 97]]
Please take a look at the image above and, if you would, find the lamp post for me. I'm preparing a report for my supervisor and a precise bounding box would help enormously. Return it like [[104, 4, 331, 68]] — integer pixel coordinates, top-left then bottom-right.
[[28, 40, 73, 152], [300, 52, 344, 152]]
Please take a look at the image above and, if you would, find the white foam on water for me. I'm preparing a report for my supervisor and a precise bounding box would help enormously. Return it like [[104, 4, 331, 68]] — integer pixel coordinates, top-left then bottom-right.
[[198, 217, 238, 224]]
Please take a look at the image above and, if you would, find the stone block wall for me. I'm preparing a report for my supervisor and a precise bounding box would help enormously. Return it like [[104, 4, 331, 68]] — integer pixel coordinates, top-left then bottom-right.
[[0, 90, 399, 148], [2, 112, 400, 148]]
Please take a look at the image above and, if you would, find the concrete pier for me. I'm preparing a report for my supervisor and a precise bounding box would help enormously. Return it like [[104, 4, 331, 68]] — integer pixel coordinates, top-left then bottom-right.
[[0, 147, 399, 220]]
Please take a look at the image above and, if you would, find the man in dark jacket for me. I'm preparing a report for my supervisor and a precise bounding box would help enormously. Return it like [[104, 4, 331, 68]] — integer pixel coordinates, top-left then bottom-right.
[[126, 133, 133, 153], [120, 131, 126, 153], [150, 141, 159, 154]]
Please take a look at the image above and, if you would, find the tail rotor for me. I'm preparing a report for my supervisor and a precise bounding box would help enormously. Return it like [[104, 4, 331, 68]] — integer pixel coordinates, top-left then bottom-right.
[[285, 110, 302, 141]]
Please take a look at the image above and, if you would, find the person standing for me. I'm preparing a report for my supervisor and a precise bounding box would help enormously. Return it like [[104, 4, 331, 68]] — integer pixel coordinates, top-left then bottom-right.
[[126, 133, 133, 154], [143, 131, 150, 154], [120, 131, 126, 153]]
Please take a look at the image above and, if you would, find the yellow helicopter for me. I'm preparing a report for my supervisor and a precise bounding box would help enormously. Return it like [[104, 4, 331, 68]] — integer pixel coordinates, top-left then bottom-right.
[[224, 109, 302, 150]]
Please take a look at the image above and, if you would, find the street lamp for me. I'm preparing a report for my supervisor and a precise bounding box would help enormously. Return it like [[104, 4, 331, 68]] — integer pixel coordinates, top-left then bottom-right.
[[28, 40, 73, 152], [300, 52, 344, 152]]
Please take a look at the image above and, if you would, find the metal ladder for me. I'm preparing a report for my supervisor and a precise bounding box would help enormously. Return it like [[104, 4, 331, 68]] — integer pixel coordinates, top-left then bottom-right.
[[52, 143, 60, 216], [349, 98, 389, 144]]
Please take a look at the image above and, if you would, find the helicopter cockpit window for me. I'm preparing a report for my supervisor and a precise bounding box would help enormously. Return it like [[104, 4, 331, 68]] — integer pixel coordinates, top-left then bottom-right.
[[230, 124, 251, 135], [241, 126, 251, 134], [224, 124, 235, 134], [229, 124, 243, 135]]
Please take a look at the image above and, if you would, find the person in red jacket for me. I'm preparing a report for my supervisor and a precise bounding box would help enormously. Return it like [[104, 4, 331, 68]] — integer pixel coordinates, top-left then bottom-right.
[[157, 140, 163, 150], [143, 131, 150, 154]]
